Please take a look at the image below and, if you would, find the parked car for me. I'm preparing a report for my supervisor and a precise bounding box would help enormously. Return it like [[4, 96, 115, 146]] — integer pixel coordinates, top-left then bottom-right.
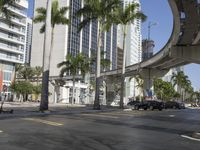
[[146, 100, 164, 111], [164, 101, 182, 109], [134, 100, 164, 111], [179, 102, 185, 109], [127, 101, 140, 110]]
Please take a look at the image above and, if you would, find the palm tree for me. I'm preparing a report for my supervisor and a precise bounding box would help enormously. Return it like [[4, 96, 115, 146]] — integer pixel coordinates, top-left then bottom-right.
[[90, 50, 111, 71], [57, 53, 90, 104], [34, 0, 70, 111], [112, 3, 146, 108], [171, 71, 191, 101], [17, 65, 35, 81], [76, 0, 121, 110], [135, 74, 144, 101], [129, 74, 144, 101], [34, 66, 42, 85], [14, 64, 23, 80], [0, 0, 14, 19]]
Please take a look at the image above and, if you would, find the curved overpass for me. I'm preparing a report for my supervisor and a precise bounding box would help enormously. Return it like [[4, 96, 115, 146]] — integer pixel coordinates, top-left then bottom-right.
[[102, 0, 200, 77]]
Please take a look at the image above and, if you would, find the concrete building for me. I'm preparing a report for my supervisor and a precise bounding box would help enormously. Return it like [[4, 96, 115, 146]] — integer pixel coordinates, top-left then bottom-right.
[[117, 47, 123, 69], [25, 18, 33, 64], [117, 0, 142, 101], [31, 0, 118, 104], [142, 39, 154, 61], [0, 0, 28, 97]]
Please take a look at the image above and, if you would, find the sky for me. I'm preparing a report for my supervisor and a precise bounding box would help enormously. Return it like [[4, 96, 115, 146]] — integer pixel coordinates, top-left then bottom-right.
[[27, 0, 200, 91]]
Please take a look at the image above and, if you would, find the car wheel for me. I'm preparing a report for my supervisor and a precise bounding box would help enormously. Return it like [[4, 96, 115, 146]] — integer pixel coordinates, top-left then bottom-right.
[[132, 106, 136, 110], [150, 106, 154, 110], [135, 106, 139, 110], [144, 107, 147, 110], [159, 108, 162, 111]]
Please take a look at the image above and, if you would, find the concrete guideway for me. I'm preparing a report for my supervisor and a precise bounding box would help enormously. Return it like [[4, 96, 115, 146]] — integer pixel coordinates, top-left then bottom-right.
[[102, 0, 200, 78], [41, 0, 200, 82]]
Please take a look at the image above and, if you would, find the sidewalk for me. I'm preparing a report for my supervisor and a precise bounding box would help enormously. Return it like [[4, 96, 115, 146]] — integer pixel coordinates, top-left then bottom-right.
[[0, 102, 119, 119]]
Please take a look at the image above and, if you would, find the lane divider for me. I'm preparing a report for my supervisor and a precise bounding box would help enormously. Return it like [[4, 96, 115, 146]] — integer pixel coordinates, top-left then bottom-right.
[[81, 114, 119, 119], [0, 130, 3, 133], [181, 135, 200, 142], [23, 118, 63, 127]]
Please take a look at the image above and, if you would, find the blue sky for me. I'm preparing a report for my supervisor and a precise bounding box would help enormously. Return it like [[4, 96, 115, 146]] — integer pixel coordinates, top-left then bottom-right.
[[27, 0, 200, 90]]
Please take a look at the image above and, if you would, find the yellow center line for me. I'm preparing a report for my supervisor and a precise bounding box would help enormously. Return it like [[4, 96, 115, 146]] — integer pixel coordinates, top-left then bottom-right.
[[23, 118, 63, 126], [99, 112, 134, 117], [81, 114, 119, 119]]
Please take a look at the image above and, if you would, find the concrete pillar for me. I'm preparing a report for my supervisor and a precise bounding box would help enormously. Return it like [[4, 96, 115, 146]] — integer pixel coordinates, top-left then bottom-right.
[[105, 76, 121, 105], [138, 68, 168, 100]]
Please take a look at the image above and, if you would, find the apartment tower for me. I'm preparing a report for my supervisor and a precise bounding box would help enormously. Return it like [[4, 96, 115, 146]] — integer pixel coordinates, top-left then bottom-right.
[[0, 0, 28, 98], [117, 0, 142, 101]]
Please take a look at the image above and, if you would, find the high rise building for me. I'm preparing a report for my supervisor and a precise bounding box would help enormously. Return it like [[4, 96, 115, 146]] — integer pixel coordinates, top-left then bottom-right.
[[0, 0, 28, 96], [142, 39, 154, 61], [31, 0, 117, 103], [117, 0, 142, 101], [25, 18, 33, 64]]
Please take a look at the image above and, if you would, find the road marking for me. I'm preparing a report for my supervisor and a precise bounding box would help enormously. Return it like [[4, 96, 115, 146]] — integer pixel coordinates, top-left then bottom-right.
[[23, 118, 63, 126], [100, 112, 134, 117], [81, 114, 119, 119], [181, 135, 200, 142], [0, 130, 3, 133], [169, 115, 175, 117]]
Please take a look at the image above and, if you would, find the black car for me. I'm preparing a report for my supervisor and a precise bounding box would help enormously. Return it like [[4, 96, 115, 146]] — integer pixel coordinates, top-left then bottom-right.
[[134, 100, 164, 111], [127, 101, 140, 110], [164, 101, 181, 109]]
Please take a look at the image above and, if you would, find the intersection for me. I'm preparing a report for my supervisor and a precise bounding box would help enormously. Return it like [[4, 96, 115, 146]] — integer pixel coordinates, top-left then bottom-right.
[[0, 109, 199, 150]]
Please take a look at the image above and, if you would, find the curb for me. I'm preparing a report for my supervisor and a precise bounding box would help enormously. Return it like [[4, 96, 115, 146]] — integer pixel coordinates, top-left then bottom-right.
[[0, 108, 119, 120]]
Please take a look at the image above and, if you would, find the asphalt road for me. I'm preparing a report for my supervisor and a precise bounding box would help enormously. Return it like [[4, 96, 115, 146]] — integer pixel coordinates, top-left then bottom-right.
[[0, 109, 200, 150]]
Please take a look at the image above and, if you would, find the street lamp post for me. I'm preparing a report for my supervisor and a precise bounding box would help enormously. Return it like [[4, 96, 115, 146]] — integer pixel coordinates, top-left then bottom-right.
[[148, 21, 157, 40]]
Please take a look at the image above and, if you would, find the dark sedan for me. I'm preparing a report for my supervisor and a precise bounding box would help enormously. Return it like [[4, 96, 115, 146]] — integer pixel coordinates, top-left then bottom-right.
[[164, 101, 183, 109], [134, 100, 164, 111]]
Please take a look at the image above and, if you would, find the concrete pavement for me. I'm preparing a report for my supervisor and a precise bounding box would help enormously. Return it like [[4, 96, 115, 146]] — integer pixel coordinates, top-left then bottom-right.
[[0, 102, 119, 118]]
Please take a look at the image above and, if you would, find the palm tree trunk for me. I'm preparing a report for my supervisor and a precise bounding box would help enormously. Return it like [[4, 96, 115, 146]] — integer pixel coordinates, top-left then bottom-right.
[[120, 25, 127, 109], [40, 0, 52, 111], [72, 76, 75, 104], [94, 22, 102, 110], [37, 76, 39, 85]]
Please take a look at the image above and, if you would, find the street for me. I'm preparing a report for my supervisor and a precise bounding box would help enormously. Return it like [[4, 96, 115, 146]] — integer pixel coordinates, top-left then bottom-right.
[[0, 109, 200, 150]]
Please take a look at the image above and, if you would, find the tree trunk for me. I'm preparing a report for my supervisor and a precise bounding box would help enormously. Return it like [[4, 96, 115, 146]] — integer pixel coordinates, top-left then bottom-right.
[[72, 77, 76, 104], [94, 22, 102, 110], [120, 25, 127, 109], [40, 0, 52, 111]]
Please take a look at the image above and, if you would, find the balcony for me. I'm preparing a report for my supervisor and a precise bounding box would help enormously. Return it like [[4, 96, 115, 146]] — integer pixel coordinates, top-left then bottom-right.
[[0, 43, 24, 55], [8, 6, 27, 18], [15, 0, 28, 9], [0, 53, 24, 64], [10, 16, 26, 26], [0, 22, 26, 36], [0, 32, 25, 45]]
